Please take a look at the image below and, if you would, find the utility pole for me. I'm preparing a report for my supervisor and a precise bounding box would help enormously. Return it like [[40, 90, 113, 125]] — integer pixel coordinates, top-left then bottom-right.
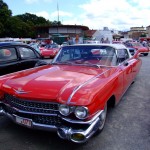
[[57, 1, 59, 34]]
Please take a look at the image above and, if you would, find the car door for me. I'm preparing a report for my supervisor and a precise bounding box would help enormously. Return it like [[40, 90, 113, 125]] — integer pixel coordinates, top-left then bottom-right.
[[17, 45, 41, 70], [117, 49, 133, 92], [0, 47, 19, 76]]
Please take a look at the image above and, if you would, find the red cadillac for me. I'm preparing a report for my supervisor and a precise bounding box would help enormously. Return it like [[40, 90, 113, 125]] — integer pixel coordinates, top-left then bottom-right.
[[125, 42, 149, 56], [0, 44, 146, 143], [40, 44, 60, 58]]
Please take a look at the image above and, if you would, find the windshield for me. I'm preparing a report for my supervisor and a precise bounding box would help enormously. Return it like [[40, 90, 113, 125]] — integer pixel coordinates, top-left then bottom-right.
[[52, 45, 117, 67], [126, 42, 142, 47]]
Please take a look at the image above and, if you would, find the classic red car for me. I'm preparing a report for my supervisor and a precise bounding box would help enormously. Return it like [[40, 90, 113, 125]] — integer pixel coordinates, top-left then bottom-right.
[[125, 42, 149, 56], [0, 44, 146, 143], [40, 44, 60, 58]]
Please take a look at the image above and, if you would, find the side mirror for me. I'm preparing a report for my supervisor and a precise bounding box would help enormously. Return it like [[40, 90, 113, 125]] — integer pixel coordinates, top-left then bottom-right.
[[123, 61, 129, 66]]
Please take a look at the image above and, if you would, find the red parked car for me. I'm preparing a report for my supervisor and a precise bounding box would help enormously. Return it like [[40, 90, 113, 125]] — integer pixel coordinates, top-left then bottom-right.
[[40, 44, 60, 58], [125, 42, 149, 56], [0, 44, 146, 143]]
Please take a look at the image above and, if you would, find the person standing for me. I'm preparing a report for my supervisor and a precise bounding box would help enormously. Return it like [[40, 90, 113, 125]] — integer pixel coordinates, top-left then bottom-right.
[[103, 37, 110, 43], [72, 34, 83, 44], [66, 37, 73, 45]]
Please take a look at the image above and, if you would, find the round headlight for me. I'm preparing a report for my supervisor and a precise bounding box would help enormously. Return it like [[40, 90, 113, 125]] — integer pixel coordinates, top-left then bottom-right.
[[75, 107, 88, 119], [59, 104, 70, 116]]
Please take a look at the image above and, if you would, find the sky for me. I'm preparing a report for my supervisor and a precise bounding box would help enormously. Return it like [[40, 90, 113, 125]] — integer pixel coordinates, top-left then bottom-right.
[[3, 0, 150, 31]]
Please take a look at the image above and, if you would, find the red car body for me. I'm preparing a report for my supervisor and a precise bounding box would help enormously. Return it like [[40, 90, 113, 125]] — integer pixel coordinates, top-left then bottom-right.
[[40, 44, 60, 58], [0, 44, 146, 143], [125, 42, 149, 56]]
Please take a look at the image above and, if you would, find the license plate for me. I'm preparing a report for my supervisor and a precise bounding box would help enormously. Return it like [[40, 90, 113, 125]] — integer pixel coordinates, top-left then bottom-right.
[[44, 56, 50, 58], [15, 116, 32, 127]]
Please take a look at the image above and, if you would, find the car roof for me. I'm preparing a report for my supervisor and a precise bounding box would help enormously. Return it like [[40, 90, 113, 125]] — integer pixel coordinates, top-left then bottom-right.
[[62, 43, 132, 58], [0, 42, 27, 47], [65, 43, 127, 50]]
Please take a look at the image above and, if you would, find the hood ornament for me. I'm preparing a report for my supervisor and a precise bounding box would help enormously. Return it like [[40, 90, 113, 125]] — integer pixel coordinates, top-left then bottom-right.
[[14, 88, 31, 94]]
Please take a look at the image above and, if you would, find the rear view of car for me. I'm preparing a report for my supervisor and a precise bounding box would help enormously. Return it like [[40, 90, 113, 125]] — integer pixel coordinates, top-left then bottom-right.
[[40, 44, 60, 58]]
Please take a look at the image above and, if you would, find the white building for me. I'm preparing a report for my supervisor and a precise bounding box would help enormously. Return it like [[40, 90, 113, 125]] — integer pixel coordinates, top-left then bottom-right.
[[91, 27, 113, 43]]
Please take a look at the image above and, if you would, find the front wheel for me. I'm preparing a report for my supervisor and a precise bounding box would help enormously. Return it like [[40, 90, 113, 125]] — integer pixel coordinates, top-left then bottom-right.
[[96, 104, 107, 134]]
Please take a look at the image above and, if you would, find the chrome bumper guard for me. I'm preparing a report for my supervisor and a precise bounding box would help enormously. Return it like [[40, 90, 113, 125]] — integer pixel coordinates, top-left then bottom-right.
[[0, 102, 3, 116], [0, 102, 103, 143]]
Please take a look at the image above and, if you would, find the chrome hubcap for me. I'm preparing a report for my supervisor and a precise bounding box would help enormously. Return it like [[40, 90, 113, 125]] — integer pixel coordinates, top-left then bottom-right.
[[99, 105, 107, 130]]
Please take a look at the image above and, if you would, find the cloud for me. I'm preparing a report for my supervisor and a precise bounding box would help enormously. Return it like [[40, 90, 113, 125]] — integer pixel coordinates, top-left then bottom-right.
[[63, 0, 150, 30], [50, 11, 73, 18], [30, 10, 73, 22], [26, 0, 150, 30], [25, 0, 38, 4], [25, 0, 52, 4]]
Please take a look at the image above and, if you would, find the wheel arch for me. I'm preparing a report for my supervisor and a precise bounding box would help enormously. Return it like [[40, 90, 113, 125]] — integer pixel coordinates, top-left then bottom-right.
[[107, 95, 116, 108]]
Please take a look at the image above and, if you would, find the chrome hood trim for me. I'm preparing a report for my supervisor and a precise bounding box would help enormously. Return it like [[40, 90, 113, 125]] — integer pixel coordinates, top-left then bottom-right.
[[13, 88, 32, 94]]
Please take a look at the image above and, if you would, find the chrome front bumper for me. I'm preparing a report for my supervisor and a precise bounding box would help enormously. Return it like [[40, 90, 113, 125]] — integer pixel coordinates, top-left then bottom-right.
[[0, 102, 103, 143]]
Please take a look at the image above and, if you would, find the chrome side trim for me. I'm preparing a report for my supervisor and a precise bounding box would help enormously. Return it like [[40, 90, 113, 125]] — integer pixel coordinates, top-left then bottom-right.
[[67, 69, 110, 104]]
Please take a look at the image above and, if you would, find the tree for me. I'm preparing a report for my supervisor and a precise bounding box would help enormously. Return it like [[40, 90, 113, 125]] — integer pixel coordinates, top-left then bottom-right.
[[140, 33, 146, 37], [5, 16, 36, 38], [51, 20, 61, 25], [16, 13, 51, 26], [0, 0, 12, 37], [0, 0, 62, 38]]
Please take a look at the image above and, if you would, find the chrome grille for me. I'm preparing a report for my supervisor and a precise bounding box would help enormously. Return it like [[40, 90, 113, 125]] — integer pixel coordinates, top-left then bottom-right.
[[4, 94, 59, 114], [3, 105, 63, 125]]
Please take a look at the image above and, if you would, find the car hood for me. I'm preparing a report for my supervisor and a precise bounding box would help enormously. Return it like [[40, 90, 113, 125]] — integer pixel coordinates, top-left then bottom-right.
[[1, 65, 116, 105]]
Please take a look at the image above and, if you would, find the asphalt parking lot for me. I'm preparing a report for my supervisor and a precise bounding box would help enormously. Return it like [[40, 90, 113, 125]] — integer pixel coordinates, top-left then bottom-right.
[[0, 55, 150, 150]]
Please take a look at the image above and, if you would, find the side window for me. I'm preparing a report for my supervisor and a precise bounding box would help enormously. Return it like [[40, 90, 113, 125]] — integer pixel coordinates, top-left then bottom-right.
[[0, 48, 17, 62], [124, 49, 129, 59], [18, 47, 36, 59], [117, 49, 129, 63], [74, 49, 81, 59]]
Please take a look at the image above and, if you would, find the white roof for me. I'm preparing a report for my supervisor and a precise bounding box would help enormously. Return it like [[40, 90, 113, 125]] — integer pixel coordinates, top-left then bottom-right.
[[69, 43, 132, 58], [71, 43, 127, 49]]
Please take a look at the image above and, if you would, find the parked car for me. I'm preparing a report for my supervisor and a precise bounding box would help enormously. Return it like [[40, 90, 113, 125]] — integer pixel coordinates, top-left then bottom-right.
[[125, 42, 149, 56], [0, 42, 47, 76], [29, 43, 41, 54], [127, 47, 136, 56], [40, 43, 60, 58], [112, 41, 136, 56], [0, 44, 146, 143]]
